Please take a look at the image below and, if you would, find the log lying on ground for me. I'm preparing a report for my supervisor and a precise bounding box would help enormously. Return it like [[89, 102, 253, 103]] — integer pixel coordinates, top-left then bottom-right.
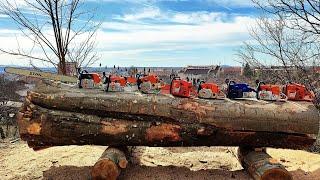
[[91, 147, 128, 180], [27, 84, 319, 135], [238, 147, 292, 180], [17, 102, 316, 149]]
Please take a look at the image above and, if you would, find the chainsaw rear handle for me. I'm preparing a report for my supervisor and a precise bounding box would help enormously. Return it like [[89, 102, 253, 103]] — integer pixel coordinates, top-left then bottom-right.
[[106, 75, 112, 92], [170, 77, 181, 94], [198, 80, 206, 93]]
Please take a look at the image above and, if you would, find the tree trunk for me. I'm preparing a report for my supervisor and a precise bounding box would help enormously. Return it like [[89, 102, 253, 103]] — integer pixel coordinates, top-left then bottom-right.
[[91, 146, 128, 180], [17, 102, 315, 150], [27, 84, 320, 135], [238, 147, 292, 180]]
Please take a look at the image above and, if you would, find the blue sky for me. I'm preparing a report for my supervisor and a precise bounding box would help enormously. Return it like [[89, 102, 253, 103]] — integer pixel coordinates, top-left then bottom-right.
[[0, 0, 259, 67]]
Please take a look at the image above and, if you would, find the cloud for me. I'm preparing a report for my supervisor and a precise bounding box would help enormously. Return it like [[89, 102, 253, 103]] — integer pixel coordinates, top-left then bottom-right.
[[0, 0, 256, 67]]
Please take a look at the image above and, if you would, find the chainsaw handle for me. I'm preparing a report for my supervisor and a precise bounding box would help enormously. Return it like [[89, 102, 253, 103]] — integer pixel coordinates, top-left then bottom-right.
[[106, 75, 112, 92], [81, 70, 89, 74], [198, 80, 206, 92]]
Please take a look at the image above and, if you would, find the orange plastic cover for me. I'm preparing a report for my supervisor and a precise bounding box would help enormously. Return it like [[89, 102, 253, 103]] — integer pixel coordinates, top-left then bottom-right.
[[260, 85, 281, 96], [141, 75, 159, 84], [110, 76, 126, 86], [201, 83, 220, 93]]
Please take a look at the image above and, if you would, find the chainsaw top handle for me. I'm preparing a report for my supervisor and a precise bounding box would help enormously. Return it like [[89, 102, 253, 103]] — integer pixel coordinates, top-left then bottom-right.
[[198, 80, 206, 92], [105, 75, 112, 92], [257, 81, 266, 92], [169, 76, 181, 94]]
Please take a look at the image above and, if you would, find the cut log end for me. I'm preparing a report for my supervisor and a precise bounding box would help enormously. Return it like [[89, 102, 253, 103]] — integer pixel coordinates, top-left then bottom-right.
[[238, 147, 293, 180], [91, 159, 120, 180], [91, 147, 128, 180], [261, 168, 293, 180], [118, 158, 128, 169]]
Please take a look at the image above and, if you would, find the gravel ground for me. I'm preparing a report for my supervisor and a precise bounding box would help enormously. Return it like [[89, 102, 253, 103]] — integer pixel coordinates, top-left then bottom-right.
[[1, 142, 320, 180]]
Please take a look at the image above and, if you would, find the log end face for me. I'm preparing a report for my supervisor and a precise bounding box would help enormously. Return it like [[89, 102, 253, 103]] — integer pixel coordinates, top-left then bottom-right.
[[91, 159, 120, 180], [261, 168, 293, 180], [118, 158, 128, 169]]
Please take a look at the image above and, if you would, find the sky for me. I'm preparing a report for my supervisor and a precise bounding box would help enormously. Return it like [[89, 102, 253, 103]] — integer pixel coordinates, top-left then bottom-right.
[[0, 0, 259, 67]]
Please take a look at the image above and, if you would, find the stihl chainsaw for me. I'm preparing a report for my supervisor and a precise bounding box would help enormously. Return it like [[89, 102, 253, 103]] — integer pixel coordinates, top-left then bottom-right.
[[227, 81, 256, 99], [257, 82, 287, 101], [104, 75, 127, 92], [4, 67, 78, 83], [78, 70, 101, 89], [284, 83, 314, 102], [170, 77, 196, 98], [198, 81, 225, 99], [137, 74, 161, 94]]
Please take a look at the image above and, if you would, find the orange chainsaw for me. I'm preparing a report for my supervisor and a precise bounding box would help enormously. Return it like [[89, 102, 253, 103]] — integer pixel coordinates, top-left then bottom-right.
[[105, 75, 126, 92], [198, 81, 225, 99], [170, 77, 196, 98], [257, 82, 287, 101], [137, 74, 161, 94], [78, 70, 101, 89], [284, 83, 314, 102]]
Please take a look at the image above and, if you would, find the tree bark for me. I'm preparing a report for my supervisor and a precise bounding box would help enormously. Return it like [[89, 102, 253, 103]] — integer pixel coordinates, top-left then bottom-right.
[[238, 147, 292, 180], [17, 102, 315, 150], [91, 146, 128, 180], [27, 84, 320, 135]]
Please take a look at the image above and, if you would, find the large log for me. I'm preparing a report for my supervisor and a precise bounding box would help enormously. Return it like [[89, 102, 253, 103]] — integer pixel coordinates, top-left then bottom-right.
[[238, 147, 292, 180], [91, 147, 128, 180], [17, 102, 315, 149], [27, 84, 319, 135]]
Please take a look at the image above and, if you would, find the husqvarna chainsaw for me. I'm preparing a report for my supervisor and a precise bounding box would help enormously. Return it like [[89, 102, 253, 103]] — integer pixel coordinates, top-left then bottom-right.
[[170, 77, 197, 98], [257, 82, 287, 101], [137, 74, 161, 94], [227, 81, 256, 99], [198, 81, 225, 99], [284, 83, 314, 102]]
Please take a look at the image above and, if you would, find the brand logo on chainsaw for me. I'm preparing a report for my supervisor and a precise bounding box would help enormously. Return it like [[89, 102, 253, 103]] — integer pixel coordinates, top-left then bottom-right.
[[30, 72, 42, 77]]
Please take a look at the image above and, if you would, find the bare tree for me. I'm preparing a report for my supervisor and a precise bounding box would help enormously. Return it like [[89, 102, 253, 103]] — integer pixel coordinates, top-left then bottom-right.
[[237, 15, 320, 85], [0, 0, 100, 75], [237, 0, 320, 152]]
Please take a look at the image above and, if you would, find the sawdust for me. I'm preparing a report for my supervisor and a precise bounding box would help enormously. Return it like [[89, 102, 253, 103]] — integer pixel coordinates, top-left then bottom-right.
[[1, 142, 320, 180]]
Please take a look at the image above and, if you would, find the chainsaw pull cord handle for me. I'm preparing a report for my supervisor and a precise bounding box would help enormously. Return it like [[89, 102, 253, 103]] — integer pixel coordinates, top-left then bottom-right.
[[170, 77, 181, 95], [279, 92, 288, 101]]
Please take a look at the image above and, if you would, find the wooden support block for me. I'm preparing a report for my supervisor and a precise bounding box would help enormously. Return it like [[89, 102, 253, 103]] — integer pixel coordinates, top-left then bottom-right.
[[91, 147, 128, 180], [238, 147, 292, 180]]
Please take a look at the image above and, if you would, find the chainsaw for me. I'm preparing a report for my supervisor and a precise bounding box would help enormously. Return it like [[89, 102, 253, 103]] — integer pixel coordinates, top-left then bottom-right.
[[227, 81, 256, 99], [198, 81, 225, 99], [257, 82, 287, 101], [104, 75, 127, 92], [284, 83, 314, 102], [170, 77, 196, 98], [78, 70, 101, 89], [137, 74, 161, 94]]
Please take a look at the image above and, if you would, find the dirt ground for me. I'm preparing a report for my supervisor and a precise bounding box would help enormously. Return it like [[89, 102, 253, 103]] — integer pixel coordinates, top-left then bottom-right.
[[0, 142, 320, 180]]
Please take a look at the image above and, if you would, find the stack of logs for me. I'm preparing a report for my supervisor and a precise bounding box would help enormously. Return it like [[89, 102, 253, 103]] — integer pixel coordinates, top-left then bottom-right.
[[17, 84, 319, 179]]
